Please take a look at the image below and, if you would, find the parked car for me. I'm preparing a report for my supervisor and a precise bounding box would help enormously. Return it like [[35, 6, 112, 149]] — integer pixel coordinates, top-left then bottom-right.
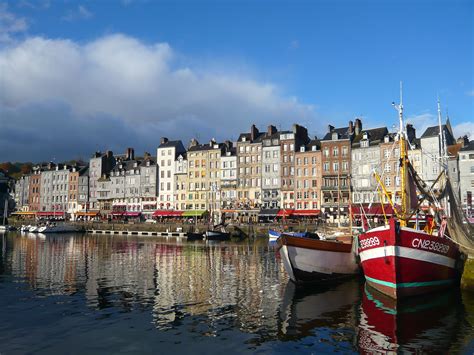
[[145, 219, 157, 224]]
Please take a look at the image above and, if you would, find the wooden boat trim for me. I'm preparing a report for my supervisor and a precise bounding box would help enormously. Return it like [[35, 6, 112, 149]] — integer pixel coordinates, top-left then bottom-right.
[[280, 235, 353, 253]]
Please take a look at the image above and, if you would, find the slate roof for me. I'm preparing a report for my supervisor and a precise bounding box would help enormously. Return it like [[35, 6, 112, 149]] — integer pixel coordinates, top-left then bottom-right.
[[460, 140, 474, 152], [321, 127, 351, 141], [421, 125, 455, 145], [352, 127, 388, 147], [306, 139, 321, 150]]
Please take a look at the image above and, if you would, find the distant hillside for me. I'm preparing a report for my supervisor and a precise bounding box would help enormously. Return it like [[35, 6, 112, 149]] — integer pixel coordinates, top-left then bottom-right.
[[0, 159, 86, 180]]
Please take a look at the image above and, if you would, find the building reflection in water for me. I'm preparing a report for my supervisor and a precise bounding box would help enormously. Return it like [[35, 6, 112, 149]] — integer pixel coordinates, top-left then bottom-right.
[[4, 234, 289, 338], [1, 233, 472, 353]]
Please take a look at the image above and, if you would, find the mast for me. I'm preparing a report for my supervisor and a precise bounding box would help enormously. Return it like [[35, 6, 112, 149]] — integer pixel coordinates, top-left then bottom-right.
[[392, 82, 408, 226]]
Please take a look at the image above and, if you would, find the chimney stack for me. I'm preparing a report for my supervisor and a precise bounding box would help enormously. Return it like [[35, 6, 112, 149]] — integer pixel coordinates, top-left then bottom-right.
[[267, 125, 277, 136], [160, 137, 169, 145], [406, 124, 416, 143], [126, 147, 135, 160], [328, 125, 334, 132], [355, 118, 362, 135], [250, 124, 259, 141], [349, 120, 354, 135], [188, 138, 199, 149]]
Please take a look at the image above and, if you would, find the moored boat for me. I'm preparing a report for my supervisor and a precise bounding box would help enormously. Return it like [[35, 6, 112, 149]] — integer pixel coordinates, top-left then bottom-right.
[[278, 233, 359, 284], [358, 219, 461, 298], [358, 86, 464, 299], [204, 229, 230, 241]]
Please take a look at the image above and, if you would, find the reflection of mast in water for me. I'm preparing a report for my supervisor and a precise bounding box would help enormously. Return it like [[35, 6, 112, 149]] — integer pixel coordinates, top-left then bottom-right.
[[278, 279, 359, 342], [357, 284, 461, 354]]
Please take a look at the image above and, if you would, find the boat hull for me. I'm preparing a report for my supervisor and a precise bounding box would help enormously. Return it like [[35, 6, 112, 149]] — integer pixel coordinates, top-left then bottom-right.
[[278, 235, 359, 284], [358, 219, 461, 299], [204, 231, 230, 241], [187, 232, 204, 241]]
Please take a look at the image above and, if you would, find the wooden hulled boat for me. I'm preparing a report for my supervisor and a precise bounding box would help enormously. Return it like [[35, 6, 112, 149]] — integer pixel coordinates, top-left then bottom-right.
[[278, 234, 359, 284]]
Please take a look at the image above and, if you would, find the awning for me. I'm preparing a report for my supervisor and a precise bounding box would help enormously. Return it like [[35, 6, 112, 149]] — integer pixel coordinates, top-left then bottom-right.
[[124, 212, 141, 217], [351, 204, 394, 216], [76, 211, 99, 217], [259, 209, 279, 217], [153, 210, 184, 217], [182, 210, 208, 217], [36, 211, 65, 217], [277, 209, 295, 217], [293, 209, 320, 216], [11, 211, 36, 215]]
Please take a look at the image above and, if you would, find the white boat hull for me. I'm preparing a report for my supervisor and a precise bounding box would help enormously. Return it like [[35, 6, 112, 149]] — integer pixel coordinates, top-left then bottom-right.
[[278, 235, 359, 283]]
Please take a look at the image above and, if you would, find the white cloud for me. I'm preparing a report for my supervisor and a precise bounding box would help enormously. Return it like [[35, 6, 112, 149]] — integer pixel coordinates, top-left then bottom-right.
[[405, 112, 437, 136], [61, 5, 93, 22], [0, 2, 28, 42], [453, 122, 474, 139], [0, 34, 318, 161]]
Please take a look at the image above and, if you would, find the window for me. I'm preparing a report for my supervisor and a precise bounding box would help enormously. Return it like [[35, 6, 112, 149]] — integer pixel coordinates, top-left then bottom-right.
[[323, 148, 329, 157], [333, 162, 339, 171], [323, 162, 329, 172], [385, 177, 391, 186], [384, 163, 391, 173], [333, 147, 339, 157]]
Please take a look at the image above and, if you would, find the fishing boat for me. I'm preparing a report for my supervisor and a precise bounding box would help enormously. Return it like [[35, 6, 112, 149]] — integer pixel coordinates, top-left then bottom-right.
[[358, 86, 464, 299], [278, 233, 359, 283]]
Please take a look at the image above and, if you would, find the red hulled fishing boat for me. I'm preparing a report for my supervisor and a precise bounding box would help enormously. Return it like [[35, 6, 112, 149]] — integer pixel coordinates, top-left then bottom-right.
[[358, 86, 464, 299]]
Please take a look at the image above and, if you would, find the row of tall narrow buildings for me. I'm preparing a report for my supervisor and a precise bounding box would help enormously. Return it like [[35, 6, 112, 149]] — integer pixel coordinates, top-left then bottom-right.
[[13, 119, 474, 223]]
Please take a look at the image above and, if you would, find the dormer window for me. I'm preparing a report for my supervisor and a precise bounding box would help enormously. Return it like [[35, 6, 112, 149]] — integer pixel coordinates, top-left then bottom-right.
[[133, 162, 138, 168], [332, 132, 338, 140], [147, 161, 150, 166], [242, 137, 246, 142], [363, 132, 368, 140], [361, 140, 369, 148], [300, 146, 305, 152], [312, 146, 317, 151], [384, 135, 390, 143]]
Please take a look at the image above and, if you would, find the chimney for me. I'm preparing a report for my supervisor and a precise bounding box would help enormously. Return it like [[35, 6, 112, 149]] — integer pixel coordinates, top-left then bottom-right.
[[188, 138, 199, 149], [406, 124, 416, 143], [355, 118, 362, 135], [349, 120, 354, 135], [250, 124, 259, 141], [144, 152, 151, 159], [160, 137, 169, 145], [457, 135, 469, 147], [126, 147, 134, 160], [328, 125, 334, 133], [267, 125, 277, 136]]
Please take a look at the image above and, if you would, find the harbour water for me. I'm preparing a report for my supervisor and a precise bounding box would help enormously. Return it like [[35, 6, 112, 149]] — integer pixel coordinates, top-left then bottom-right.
[[0, 232, 472, 354]]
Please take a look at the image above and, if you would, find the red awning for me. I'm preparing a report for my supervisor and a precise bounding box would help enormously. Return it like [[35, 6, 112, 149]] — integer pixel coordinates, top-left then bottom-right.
[[125, 212, 141, 217], [293, 209, 320, 216], [36, 211, 65, 217], [352, 204, 394, 216], [112, 212, 124, 216], [277, 209, 295, 217], [153, 210, 183, 217]]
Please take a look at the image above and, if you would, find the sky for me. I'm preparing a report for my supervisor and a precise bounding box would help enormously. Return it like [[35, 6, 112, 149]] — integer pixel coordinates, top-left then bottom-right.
[[0, 0, 472, 162]]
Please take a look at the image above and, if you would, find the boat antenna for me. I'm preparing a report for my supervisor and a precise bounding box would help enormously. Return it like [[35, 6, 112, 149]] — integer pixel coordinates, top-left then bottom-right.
[[392, 81, 408, 226]]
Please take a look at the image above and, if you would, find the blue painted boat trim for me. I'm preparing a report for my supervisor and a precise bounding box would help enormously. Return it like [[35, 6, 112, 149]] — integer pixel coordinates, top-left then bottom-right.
[[365, 276, 455, 288]]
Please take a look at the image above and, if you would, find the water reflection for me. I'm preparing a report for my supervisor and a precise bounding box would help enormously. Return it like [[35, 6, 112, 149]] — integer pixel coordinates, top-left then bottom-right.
[[0, 233, 472, 353], [358, 284, 463, 353], [278, 279, 359, 342]]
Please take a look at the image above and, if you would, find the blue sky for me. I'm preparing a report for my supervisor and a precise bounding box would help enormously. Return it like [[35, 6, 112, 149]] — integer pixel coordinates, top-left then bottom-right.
[[0, 0, 472, 161]]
